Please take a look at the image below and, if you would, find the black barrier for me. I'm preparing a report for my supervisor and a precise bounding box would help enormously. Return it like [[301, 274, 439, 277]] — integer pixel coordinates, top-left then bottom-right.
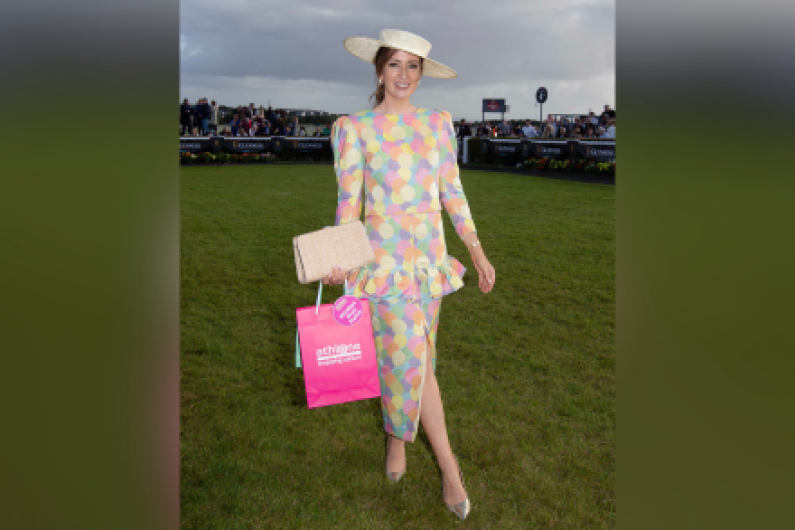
[[179, 137, 212, 153], [466, 138, 615, 164], [576, 142, 616, 161], [222, 138, 273, 153], [488, 140, 524, 163], [530, 141, 569, 160], [280, 138, 329, 154]]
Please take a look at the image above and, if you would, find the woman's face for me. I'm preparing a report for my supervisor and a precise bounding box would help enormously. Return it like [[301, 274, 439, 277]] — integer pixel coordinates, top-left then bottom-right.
[[380, 50, 422, 102]]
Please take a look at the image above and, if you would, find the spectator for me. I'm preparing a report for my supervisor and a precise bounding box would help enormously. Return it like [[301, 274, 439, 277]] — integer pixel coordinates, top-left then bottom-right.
[[571, 119, 583, 138], [603, 118, 616, 138], [230, 113, 241, 136], [248, 103, 257, 119], [558, 126, 567, 138], [457, 119, 472, 138], [588, 111, 598, 125], [201, 98, 212, 135], [321, 124, 330, 136], [543, 124, 555, 138], [584, 124, 596, 138], [299, 126, 307, 136], [572, 118, 584, 137], [600, 104, 615, 123], [180, 98, 192, 135], [521, 120, 537, 138], [596, 126, 605, 138], [496, 119, 511, 136]]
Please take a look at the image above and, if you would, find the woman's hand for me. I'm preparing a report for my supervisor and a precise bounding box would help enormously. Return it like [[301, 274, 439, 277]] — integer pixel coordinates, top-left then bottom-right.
[[469, 245, 496, 294], [322, 265, 346, 286], [322, 265, 358, 287]]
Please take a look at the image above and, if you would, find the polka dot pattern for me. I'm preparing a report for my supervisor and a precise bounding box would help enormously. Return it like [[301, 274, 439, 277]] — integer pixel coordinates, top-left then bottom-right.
[[330, 108, 475, 443], [369, 296, 442, 442]]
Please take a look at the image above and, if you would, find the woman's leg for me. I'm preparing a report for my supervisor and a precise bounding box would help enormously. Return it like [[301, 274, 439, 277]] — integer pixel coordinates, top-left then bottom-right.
[[418, 343, 468, 505], [385, 339, 466, 504]]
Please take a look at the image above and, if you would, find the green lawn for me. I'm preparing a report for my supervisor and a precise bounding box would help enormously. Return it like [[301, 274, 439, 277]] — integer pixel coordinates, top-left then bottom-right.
[[181, 165, 615, 529]]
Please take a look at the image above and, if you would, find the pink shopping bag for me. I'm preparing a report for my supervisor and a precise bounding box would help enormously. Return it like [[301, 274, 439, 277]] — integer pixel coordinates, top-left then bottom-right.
[[296, 282, 380, 409]]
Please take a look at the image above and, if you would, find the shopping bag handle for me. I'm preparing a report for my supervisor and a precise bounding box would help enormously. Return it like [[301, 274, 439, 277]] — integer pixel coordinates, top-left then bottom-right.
[[298, 278, 351, 368]]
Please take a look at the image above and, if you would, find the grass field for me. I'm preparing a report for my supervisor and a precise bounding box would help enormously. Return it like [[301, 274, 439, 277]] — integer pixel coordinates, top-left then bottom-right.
[[181, 165, 615, 528]]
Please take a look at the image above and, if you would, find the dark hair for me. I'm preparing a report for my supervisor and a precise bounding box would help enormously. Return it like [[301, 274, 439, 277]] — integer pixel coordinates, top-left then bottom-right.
[[369, 47, 424, 108]]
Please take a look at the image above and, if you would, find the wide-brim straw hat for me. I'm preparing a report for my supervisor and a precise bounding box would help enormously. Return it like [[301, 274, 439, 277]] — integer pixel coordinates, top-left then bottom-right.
[[343, 29, 457, 79]]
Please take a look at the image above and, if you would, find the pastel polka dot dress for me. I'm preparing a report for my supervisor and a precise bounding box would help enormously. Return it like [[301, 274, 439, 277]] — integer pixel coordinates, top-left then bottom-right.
[[331, 108, 477, 442]]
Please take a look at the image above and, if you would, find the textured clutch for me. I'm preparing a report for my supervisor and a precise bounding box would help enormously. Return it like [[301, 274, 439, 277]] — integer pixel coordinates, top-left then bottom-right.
[[293, 221, 375, 284]]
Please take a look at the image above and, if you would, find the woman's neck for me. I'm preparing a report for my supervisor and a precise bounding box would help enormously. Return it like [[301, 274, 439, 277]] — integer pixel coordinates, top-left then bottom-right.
[[375, 96, 416, 115]]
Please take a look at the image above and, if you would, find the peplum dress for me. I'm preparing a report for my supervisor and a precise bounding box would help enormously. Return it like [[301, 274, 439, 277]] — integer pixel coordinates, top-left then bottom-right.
[[330, 108, 476, 442]]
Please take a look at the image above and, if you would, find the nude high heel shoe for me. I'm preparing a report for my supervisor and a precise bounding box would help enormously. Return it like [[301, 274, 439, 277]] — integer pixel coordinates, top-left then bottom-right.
[[385, 435, 406, 484], [443, 456, 471, 520]]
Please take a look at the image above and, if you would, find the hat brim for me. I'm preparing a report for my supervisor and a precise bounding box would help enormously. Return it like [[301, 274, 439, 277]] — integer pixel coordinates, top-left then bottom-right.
[[343, 36, 457, 79]]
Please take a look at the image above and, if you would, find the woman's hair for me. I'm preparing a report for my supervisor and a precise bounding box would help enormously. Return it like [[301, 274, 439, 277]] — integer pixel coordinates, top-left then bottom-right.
[[369, 47, 424, 108]]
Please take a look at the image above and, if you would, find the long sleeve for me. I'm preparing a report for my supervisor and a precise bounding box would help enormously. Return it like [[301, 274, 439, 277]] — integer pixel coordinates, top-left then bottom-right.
[[330, 116, 364, 225], [437, 111, 476, 240]]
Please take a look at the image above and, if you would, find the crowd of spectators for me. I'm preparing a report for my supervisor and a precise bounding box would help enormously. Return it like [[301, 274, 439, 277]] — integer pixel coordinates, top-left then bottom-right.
[[180, 98, 218, 136], [180, 99, 333, 137], [456, 104, 616, 140]]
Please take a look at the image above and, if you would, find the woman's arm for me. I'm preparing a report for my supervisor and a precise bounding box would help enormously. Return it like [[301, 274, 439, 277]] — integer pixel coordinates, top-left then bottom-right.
[[438, 111, 495, 293], [326, 116, 364, 286], [437, 111, 476, 241]]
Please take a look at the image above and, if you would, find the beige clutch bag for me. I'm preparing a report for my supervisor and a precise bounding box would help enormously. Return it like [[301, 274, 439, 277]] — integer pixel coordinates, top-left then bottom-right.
[[293, 221, 375, 284]]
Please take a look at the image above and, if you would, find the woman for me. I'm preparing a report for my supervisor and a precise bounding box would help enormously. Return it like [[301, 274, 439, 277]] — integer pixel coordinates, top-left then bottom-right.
[[298, 126, 307, 137], [323, 30, 495, 520]]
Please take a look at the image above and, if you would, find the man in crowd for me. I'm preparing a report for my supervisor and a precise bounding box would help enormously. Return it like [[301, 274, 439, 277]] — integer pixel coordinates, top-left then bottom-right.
[[603, 118, 616, 138], [180, 98, 193, 135], [600, 104, 615, 123], [521, 120, 538, 138], [321, 123, 330, 136], [588, 111, 598, 125], [200, 98, 211, 135], [496, 119, 511, 136], [457, 119, 472, 138], [571, 118, 584, 137]]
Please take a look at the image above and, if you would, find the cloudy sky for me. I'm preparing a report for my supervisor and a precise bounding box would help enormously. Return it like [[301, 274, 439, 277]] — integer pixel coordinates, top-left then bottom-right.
[[180, 0, 614, 121]]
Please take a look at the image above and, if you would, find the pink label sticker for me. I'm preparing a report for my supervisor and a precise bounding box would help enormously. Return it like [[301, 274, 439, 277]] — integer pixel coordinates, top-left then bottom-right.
[[333, 295, 364, 326]]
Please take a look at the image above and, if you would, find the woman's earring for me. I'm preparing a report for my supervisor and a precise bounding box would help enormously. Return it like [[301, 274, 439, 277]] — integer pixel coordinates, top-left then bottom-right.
[[379, 78, 383, 84]]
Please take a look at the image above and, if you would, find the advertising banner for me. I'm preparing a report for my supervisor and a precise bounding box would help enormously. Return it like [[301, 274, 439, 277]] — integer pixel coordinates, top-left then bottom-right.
[[488, 140, 523, 160], [179, 138, 212, 153], [576, 142, 616, 161], [482, 99, 506, 113], [280, 138, 330, 154], [530, 142, 569, 160], [222, 138, 273, 153]]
